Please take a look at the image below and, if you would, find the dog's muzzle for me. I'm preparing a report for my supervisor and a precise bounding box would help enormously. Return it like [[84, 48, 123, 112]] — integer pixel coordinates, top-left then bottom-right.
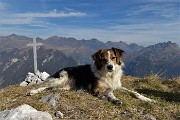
[[107, 65, 113, 72]]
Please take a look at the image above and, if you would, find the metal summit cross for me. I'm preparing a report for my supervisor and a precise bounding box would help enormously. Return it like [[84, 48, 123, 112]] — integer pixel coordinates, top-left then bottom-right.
[[27, 37, 43, 74]]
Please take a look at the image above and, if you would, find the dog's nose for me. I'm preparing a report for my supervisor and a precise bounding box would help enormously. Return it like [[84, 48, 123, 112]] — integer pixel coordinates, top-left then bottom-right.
[[107, 65, 113, 71]]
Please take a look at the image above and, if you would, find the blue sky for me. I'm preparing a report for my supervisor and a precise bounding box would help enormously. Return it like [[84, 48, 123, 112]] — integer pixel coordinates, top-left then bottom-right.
[[0, 0, 179, 46]]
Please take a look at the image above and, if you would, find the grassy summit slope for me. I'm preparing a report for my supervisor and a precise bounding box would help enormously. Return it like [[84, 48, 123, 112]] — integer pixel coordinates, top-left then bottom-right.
[[0, 76, 179, 120]]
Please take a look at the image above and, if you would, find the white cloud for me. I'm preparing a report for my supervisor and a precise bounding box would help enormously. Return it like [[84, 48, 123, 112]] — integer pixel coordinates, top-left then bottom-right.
[[12, 9, 86, 18], [64, 7, 75, 11], [0, 9, 86, 25], [0, 17, 33, 24], [126, 2, 178, 18]]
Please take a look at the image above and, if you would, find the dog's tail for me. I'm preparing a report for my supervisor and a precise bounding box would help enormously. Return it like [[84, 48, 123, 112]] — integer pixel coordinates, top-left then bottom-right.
[[119, 87, 156, 103]]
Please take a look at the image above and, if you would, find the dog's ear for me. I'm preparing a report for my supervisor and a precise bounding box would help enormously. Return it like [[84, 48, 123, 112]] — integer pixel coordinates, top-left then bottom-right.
[[111, 47, 124, 65], [92, 49, 104, 70], [92, 49, 103, 61]]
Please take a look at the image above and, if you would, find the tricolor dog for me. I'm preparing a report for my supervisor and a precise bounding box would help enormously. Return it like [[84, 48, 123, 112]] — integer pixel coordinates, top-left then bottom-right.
[[29, 48, 155, 104]]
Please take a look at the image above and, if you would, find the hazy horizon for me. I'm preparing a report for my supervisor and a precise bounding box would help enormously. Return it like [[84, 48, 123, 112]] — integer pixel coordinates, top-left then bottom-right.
[[1, 33, 179, 47]]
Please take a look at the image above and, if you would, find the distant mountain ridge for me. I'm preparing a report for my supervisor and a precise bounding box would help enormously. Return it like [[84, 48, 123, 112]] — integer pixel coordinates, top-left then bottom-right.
[[0, 34, 144, 63], [0, 46, 78, 88], [125, 41, 180, 78], [0, 34, 143, 52], [0, 34, 179, 88]]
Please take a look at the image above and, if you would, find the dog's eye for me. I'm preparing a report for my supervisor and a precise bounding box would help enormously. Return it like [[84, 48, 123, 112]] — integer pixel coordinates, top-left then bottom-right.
[[112, 57, 116, 60]]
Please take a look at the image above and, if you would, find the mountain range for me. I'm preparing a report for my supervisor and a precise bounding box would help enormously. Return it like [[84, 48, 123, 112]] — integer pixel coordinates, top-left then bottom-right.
[[0, 46, 77, 88], [126, 42, 180, 77], [0, 34, 179, 88]]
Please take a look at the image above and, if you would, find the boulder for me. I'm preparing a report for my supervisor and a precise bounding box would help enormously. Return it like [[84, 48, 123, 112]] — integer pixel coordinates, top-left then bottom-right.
[[40, 93, 60, 108], [0, 104, 53, 120]]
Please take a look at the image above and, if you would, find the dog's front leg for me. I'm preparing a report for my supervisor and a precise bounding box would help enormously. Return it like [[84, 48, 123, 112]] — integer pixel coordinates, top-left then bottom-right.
[[94, 89, 122, 105], [105, 91, 122, 105], [119, 87, 156, 103], [28, 87, 48, 96], [94, 83, 122, 105]]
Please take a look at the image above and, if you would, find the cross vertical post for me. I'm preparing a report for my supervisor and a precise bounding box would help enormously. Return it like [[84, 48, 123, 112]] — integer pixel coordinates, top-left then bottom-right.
[[33, 38, 38, 74], [27, 37, 43, 74]]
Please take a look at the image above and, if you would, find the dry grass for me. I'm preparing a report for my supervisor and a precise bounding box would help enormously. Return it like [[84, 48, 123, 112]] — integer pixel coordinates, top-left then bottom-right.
[[0, 76, 180, 120]]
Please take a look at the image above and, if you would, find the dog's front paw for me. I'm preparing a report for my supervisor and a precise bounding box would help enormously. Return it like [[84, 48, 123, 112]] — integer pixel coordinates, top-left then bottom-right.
[[135, 92, 156, 103], [107, 97, 122, 105], [27, 90, 37, 96]]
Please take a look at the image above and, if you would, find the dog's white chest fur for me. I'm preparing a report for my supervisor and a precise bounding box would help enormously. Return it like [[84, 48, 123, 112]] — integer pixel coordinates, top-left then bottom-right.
[[92, 64, 123, 90], [102, 73, 122, 90]]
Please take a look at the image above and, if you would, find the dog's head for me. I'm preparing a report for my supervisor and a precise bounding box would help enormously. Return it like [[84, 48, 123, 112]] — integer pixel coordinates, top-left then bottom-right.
[[92, 47, 124, 72]]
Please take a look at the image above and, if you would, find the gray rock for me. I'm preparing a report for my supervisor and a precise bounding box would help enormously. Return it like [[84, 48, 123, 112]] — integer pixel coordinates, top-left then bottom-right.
[[40, 93, 60, 108], [0, 104, 53, 120]]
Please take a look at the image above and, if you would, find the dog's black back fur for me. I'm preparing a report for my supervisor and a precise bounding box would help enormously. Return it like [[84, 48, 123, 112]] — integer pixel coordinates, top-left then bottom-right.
[[50, 65, 98, 91]]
